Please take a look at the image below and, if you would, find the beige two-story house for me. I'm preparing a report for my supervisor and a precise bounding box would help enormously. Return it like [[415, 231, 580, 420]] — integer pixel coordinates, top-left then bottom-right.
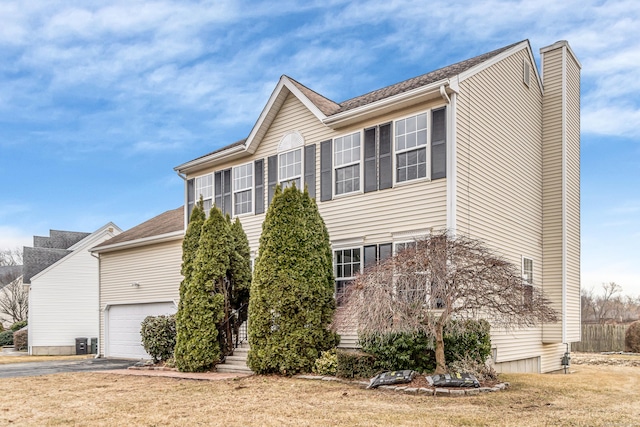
[[173, 39, 580, 373]]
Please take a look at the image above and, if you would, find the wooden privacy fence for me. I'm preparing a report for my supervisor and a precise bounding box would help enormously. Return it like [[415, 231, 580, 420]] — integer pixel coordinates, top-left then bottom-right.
[[571, 324, 628, 353]]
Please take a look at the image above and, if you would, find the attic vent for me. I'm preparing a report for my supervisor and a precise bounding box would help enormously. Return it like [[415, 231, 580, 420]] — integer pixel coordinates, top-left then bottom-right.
[[278, 131, 304, 153], [523, 59, 530, 88]]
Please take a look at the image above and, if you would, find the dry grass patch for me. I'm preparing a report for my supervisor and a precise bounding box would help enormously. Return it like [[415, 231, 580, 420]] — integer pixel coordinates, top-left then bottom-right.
[[0, 355, 91, 365], [0, 364, 638, 426]]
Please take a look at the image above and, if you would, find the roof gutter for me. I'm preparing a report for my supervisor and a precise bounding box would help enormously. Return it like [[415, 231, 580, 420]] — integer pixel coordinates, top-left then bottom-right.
[[90, 230, 184, 254], [323, 78, 450, 128], [174, 143, 246, 175]]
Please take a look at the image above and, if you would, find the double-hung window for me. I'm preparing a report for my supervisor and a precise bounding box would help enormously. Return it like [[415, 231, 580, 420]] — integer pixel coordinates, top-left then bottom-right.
[[279, 149, 302, 189], [233, 163, 253, 215], [522, 257, 534, 305], [335, 248, 361, 305], [195, 174, 213, 213], [334, 132, 361, 195], [394, 241, 417, 254], [395, 113, 428, 183]]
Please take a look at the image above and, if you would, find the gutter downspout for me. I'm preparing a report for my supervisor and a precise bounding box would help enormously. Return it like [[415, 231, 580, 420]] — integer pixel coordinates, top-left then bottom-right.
[[440, 83, 457, 237], [90, 250, 102, 358]]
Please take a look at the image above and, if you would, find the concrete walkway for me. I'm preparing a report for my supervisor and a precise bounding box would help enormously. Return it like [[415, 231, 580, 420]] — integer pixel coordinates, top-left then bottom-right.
[[0, 347, 28, 356]]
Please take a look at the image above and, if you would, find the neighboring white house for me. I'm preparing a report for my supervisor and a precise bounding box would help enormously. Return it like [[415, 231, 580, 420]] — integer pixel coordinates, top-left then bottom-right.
[[28, 223, 121, 355]]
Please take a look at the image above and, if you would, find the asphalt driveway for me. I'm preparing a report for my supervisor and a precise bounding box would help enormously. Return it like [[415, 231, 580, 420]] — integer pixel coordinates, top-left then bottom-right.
[[0, 358, 138, 378]]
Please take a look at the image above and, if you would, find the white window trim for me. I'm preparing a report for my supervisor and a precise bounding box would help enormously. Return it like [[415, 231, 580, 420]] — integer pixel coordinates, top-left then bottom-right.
[[334, 246, 362, 300], [392, 110, 433, 187], [194, 173, 214, 212], [278, 147, 303, 189], [522, 256, 534, 285], [393, 240, 418, 255], [232, 162, 254, 217], [333, 131, 363, 197]]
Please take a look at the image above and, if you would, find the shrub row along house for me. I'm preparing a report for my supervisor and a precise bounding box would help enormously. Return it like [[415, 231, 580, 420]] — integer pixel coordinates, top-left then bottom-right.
[[90, 39, 580, 373]]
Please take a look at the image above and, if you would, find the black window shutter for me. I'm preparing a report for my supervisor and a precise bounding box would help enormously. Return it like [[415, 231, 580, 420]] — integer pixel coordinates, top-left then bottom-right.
[[364, 127, 377, 193], [379, 243, 392, 261], [222, 169, 232, 217], [378, 122, 392, 189], [186, 178, 195, 220], [304, 144, 316, 199], [320, 139, 332, 202], [267, 155, 278, 206], [431, 107, 446, 180], [214, 171, 223, 210], [254, 159, 265, 214], [364, 245, 377, 269]]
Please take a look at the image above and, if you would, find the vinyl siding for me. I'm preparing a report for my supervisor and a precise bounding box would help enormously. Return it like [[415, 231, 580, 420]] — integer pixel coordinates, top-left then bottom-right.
[[187, 92, 448, 254], [455, 48, 546, 366], [565, 49, 581, 343], [541, 46, 564, 344], [98, 239, 183, 356], [29, 228, 118, 352], [186, 92, 448, 349]]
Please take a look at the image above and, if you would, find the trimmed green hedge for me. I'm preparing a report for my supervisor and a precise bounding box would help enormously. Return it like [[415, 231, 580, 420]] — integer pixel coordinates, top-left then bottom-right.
[[0, 330, 13, 346], [336, 350, 377, 379], [359, 319, 492, 373]]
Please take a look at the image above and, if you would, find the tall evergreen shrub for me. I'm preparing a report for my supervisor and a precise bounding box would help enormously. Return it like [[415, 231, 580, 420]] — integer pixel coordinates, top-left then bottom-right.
[[175, 205, 230, 372], [247, 185, 337, 375]]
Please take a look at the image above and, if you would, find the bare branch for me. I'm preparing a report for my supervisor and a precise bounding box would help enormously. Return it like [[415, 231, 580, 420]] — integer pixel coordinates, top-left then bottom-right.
[[0, 276, 28, 325], [336, 230, 558, 373]]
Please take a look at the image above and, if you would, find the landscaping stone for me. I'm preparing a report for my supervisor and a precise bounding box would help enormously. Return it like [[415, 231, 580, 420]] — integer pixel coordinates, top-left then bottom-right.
[[449, 389, 466, 396], [435, 388, 450, 396]]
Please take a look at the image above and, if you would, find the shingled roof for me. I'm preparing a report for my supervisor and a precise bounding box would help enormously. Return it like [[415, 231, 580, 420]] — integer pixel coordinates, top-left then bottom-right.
[[178, 40, 525, 167], [92, 207, 184, 249], [333, 41, 522, 113]]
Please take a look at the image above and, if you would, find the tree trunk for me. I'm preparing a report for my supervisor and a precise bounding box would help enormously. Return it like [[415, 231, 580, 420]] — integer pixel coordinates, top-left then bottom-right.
[[434, 321, 446, 374]]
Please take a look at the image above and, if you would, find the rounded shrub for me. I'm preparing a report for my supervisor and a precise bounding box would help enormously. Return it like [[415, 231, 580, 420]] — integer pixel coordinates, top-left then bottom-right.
[[312, 349, 338, 376], [141, 315, 176, 363], [360, 331, 435, 373], [13, 329, 27, 351], [0, 330, 13, 346], [625, 320, 640, 353]]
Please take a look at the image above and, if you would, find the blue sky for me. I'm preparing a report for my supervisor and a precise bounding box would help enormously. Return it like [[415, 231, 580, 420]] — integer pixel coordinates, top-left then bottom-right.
[[0, 1, 638, 296]]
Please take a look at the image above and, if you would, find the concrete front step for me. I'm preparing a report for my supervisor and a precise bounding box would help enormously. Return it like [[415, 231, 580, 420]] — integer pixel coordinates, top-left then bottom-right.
[[217, 346, 252, 374]]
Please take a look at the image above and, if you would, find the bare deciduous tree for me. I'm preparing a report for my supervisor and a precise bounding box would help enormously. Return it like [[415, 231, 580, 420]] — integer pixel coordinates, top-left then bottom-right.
[[0, 248, 23, 266], [0, 276, 28, 325], [337, 231, 558, 374], [581, 282, 639, 324], [0, 247, 26, 326]]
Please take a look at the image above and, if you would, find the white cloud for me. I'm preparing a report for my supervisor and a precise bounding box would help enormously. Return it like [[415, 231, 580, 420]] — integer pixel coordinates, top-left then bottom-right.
[[0, 226, 32, 251]]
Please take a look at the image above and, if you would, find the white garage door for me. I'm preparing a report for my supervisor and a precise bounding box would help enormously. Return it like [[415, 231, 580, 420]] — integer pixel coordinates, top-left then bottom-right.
[[106, 302, 176, 359]]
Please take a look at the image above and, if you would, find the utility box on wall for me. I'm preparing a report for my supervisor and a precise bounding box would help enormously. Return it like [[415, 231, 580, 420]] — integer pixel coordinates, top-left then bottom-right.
[[75, 337, 88, 355]]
